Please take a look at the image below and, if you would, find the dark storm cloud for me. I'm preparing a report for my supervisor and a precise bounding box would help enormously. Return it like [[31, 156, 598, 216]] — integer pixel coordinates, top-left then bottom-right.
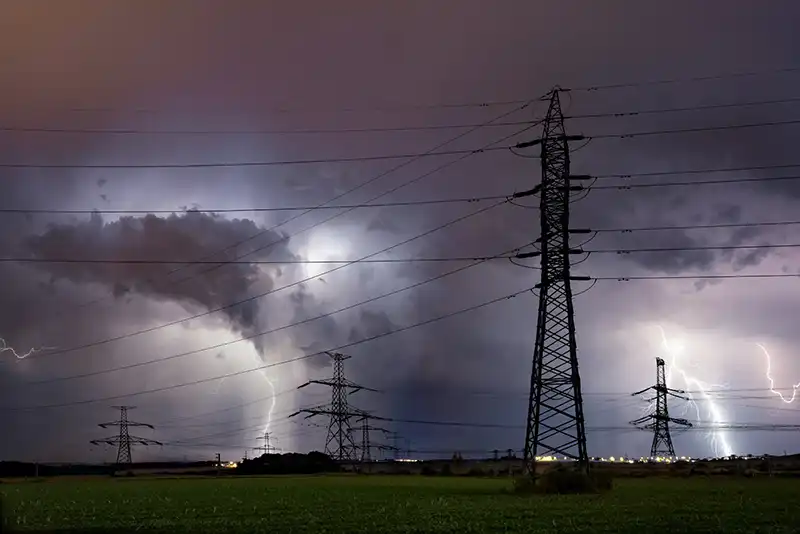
[[286, 284, 339, 367], [347, 309, 397, 343], [614, 231, 718, 274], [20, 211, 297, 351]]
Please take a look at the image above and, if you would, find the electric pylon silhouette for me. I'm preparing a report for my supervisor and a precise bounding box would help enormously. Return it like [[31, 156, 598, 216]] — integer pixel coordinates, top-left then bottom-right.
[[631, 357, 692, 458], [289, 352, 375, 462], [515, 88, 592, 475], [255, 431, 273, 456], [90, 406, 161, 465], [351, 414, 395, 463], [387, 431, 405, 460]]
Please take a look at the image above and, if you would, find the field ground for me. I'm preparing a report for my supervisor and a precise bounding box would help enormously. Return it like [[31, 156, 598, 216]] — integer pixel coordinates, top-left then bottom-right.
[[2, 474, 800, 533]]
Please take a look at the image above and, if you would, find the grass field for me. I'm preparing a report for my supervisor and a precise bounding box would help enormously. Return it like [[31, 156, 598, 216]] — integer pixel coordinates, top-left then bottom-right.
[[2, 475, 800, 533]]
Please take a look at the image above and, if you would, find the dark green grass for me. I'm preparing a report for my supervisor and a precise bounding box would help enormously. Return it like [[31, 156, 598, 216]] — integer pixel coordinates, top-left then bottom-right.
[[2, 475, 799, 533]]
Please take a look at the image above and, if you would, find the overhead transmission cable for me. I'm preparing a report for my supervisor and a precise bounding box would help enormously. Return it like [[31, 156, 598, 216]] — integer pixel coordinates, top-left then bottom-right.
[[22, 197, 515, 361], [592, 162, 800, 180], [31, 100, 537, 326], [0, 120, 533, 136], [592, 220, 800, 234], [564, 96, 800, 120], [1, 283, 535, 411], [12, 240, 800, 267], [583, 118, 800, 140], [0, 194, 509, 216], [589, 175, 800, 190], [25, 240, 528, 384], [12, 96, 800, 137], [0, 144, 518, 169], [567, 64, 800, 92], [24, 98, 531, 116]]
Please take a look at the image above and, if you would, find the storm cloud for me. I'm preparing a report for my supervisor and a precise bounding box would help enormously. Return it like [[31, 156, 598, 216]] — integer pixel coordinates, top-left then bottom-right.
[[21, 211, 295, 348]]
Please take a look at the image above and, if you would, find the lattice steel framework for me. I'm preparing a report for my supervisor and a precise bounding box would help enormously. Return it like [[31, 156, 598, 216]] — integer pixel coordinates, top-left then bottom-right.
[[90, 405, 161, 465], [255, 430, 274, 456], [522, 89, 591, 474], [631, 357, 692, 457], [290, 352, 374, 462], [352, 415, 395, 463]]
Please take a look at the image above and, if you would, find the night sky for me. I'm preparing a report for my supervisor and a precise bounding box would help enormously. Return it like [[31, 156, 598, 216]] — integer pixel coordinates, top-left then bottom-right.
[[2, 0, 800, 464]]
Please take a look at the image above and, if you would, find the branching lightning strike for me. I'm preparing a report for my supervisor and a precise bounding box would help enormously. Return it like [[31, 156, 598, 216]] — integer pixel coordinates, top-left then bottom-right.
[[756, 344, 800, 404], [654, 325, 735, 458]]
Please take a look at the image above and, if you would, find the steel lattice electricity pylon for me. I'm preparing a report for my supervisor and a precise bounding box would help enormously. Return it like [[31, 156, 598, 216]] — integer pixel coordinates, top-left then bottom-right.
[[289, 352, 375, 462], [351, 414, 395, 463], [254, 430, 274, 456], [517, 88, 592, 475], [90, 406, 161, 465], [631, 357, 692, 458]]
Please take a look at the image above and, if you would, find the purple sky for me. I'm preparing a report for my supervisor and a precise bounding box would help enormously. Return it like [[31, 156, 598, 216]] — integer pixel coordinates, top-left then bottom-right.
[[2, 0, 800, 463]]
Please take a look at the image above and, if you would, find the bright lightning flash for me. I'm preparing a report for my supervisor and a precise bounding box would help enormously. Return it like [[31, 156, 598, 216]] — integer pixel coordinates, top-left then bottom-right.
[[654, 325, 735, 458], [261, 369, 277, 436], [0, 337, 53, 359], [756, 344, 800, 404]]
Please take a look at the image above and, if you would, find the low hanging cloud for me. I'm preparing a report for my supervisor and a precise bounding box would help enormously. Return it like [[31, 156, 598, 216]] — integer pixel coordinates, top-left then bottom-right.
[[19, 211, 300, 354]]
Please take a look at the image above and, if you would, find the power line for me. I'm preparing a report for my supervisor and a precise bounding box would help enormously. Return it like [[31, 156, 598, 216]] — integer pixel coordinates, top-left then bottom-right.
[[22, 198, 512, 362], [593, 162, 800, 180], [568, 65, 800, 92], [30, 102, 535, 333], [594, 273, 799, 281], [0, 194, 510, 215], [0, 146, 515, 170], [566, 96, 800, 120], [589, 174, 800, 190], [0, 120, 534, 136], [24, 99, 532, 116], [593, 220, 800, 233], [0, 254, 513, 266], [584, 243, 800, 254], [151, 386, 800, 433], [13, 97, 800, 138], [1, 284, 535, 411], [12, 242, 800, 266], [156, 385, 800, 429], [25, 244, 522, 385], [585, 118, 800, 140]]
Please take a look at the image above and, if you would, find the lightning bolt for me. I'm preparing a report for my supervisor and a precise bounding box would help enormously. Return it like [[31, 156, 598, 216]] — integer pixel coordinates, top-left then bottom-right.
[[654, 325, 735, 458], [262, 370, 277, 436], [0, 337, 54, 359], [211, 347, 277, 442], [756, 344, 800, 404]]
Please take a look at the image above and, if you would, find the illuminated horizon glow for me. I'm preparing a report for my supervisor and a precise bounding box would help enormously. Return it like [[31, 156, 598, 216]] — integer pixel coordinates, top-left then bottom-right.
[[756, 344, 800, 404], [654, 325, 735, 458]]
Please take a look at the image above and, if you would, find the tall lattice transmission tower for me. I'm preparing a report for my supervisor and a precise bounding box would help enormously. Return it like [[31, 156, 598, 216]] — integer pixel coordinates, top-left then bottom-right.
[[289, 352, 374, 462], [514, 88, 592, 475], [90, 406, 161, 465], [351, 414, 396, 463], [254, 430, 274, 456], [631, 357, 692, 458]]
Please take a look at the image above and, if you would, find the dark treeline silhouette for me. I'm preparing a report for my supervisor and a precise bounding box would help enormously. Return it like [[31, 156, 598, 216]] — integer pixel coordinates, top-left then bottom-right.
[[236, 452, 339, 475], [0, 460, 217, 478]]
